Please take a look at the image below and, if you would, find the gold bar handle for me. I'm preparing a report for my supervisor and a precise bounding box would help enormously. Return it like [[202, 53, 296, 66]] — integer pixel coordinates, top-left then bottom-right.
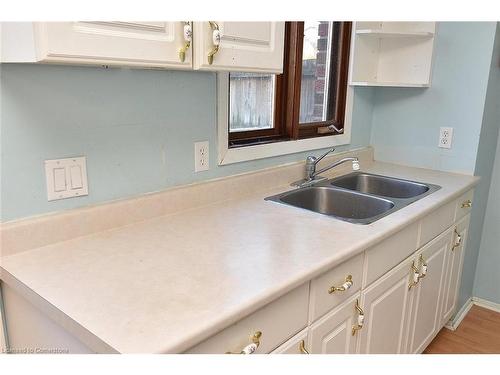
[[226, 331, 262, 354], [452, 228, 462, 251], [408, 261, 420, 290], [208, 21, 221, 65], [461, 200, 472, 208], [418, 254, 428, 280], [328, 275, 353, 294], [351, 299, 364, 336], [178, 21, 192, 62], [299, 340, 309, 354]]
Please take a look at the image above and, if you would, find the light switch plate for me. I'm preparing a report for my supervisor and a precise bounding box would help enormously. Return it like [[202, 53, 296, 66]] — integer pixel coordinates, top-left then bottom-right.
[[45, 156, 88, 201]]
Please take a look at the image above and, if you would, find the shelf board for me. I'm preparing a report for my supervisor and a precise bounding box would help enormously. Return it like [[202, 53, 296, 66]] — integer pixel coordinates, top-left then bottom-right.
[[350, 81, 430, 88], [355, 29, 434, 38]]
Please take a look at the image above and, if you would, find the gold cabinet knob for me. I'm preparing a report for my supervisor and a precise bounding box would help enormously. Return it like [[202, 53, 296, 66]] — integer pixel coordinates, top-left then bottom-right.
[[452, 228, 462, 251], [299, 339, 309, 354], [208, 21, 221, 65], [328, 275, 353, 294], [226, 331, 262, 354], [408, 261, 420, 290], [461, 200, 472, 208], [178, 21, 192, 62], [351, 299, 365, 336], [418, 254, 428, 280]]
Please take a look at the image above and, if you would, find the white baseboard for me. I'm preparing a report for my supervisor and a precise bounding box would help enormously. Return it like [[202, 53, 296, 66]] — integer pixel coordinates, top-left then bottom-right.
[[445, 298, 473, 331], [445, 296, 500, 331], [472, 296, 500, 313]]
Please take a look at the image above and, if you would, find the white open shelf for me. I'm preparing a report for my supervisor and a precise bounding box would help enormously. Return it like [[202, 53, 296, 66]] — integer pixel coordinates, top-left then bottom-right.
[[349, 22, 436, 88], [351, 81, 430, 88], [356, 29, 434, 38]]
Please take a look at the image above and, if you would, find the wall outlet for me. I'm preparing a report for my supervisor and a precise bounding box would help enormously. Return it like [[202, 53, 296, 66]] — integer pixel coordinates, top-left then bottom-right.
[[438, 127, 454, 149], [194, 141, 209, 172]]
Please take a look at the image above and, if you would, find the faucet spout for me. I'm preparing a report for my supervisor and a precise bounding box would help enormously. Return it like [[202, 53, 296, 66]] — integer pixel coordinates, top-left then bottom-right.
[[310, 157, 359, 180]]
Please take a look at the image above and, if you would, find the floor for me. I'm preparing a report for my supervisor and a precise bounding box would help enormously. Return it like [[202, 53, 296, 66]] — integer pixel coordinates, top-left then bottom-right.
[[424, 305, 500, 354]]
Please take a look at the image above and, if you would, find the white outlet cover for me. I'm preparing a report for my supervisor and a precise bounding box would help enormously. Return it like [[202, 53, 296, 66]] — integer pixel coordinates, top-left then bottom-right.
[[439, 127, 454, 149], [45, 156, 88, 201], [194, 141, 209, 172]]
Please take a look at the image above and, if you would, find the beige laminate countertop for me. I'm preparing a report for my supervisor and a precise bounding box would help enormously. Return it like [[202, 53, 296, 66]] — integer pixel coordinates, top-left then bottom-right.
[[0, 162, 478, 353]]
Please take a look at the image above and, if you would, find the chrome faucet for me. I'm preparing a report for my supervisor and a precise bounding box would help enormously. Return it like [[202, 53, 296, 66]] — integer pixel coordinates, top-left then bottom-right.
[[292, 148, 360, 187]]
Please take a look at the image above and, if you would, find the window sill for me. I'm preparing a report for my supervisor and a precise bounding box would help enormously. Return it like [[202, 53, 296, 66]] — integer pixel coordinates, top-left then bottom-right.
[[219, 132, 351, 165]]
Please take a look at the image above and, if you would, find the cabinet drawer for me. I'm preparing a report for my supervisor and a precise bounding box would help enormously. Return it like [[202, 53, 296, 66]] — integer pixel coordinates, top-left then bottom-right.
[[270, 328, 309, 354], [364, 222, 419, 287], [186, 283, 309, 353], [419, 200, 456, 247], [309, 253, 363, 321], [455, 189, 474, 221]]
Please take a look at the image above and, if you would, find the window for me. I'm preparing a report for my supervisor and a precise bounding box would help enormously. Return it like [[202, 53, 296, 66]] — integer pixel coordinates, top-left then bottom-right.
[[228, 22, 352, 148]]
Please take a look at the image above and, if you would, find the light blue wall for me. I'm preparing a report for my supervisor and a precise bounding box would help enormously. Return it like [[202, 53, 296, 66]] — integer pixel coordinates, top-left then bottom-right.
[[472, 23, 500, 305], [370, 22, 497, 174], [369, 22, 499, 311], [0, 64, 374, 221]]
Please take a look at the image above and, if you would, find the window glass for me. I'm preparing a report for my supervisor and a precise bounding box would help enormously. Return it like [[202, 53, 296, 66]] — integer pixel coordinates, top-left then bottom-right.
[[229, 72, 275, 133], [299, 21, 333, 124]]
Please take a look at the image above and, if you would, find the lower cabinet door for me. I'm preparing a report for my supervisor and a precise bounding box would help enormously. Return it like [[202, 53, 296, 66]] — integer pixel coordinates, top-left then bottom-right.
[[407, 229, 451, 353], [441, 214, 470, 324], [357, 258, 415, 354], [271, 329, 309, 354], [309, 294, 360, 354]]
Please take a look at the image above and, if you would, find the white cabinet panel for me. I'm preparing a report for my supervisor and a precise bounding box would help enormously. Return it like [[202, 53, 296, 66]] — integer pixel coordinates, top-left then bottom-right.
[[357, 257, 414, 354], [441, 214, 470, 324], [34, 22, 192, 69], [193, 22, 285, 73], [309, 295, 360, 354], [407, 230, 451, 353]]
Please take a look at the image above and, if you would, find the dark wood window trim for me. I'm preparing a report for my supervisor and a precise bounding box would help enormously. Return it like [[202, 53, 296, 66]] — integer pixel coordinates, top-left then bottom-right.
[[229, 21, 352, 148]]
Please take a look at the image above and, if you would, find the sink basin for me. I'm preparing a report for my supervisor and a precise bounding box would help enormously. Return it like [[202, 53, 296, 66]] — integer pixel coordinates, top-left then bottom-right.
[[265, 172, 441, 224], [330, 172, 432, 199], [266, 187, 395, 224]]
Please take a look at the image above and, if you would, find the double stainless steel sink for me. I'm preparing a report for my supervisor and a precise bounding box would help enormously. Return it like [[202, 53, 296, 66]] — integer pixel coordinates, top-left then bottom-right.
[[265, 172, 441, 224]]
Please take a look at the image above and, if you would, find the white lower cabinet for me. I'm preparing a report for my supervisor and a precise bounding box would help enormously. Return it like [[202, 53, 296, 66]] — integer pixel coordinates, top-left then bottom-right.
[[309, 294, 361, 354], [441, 214, 470, 324], [406, 229, 451, 353], [356, 257, 415, 354]]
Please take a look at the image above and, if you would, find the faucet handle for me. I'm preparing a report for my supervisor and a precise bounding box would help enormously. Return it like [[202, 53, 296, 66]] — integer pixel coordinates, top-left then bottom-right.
[[312, 148, 335, 165]]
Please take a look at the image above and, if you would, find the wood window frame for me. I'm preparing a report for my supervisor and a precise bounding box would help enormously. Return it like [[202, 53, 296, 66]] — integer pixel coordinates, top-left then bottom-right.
[[229, 21, 352, 148]]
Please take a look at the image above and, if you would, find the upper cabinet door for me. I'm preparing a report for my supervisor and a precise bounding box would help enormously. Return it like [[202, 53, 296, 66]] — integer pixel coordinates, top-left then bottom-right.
[[192, 22, 285, 73], [34, 22, 193, 69]]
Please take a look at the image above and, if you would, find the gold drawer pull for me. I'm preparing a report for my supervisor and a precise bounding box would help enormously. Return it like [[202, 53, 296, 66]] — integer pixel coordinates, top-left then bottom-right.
[[461, 200, 472, 208], [452, 228, 462, 251], [208, 21, 221, 65], [178, 21, 192, 62], [299, 340, 309, 354], [418, 254, 428, 280], [328, 275, 353, 294], [351, 299, 364, 336], [408, 261, 420, 290], [226, 331, 262, 354]]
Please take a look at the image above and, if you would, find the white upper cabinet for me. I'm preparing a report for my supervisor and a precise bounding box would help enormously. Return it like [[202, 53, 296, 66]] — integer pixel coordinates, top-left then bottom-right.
[[2, 22, 193, 69], [349, 22, 436, 87], [1, 21, 285, 74], [192, 22, 285, 73]]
